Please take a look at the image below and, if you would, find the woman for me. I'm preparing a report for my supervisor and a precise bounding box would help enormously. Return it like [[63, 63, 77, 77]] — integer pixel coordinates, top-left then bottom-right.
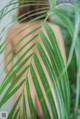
[[5, 0, 66, 118]]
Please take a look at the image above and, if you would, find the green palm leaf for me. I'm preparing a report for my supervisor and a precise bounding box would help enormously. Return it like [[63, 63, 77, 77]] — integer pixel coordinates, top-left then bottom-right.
[[0, 0, 80, 119]]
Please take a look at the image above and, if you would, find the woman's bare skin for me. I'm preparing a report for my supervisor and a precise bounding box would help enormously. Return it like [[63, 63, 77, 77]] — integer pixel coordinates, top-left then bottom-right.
[[5, 21, 66, 119]]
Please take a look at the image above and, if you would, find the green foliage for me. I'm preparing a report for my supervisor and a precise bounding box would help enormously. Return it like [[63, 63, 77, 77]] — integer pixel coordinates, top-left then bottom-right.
[[0, 0, 80, 119]]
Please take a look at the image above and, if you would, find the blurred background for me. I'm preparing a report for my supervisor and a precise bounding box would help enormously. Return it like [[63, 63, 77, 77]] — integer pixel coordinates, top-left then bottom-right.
[[0, 0, 17, 113]]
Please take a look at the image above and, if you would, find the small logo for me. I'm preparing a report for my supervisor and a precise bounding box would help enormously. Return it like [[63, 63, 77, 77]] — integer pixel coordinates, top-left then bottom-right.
[[57, 1, 80, 4], [0, 111, 8, 119]]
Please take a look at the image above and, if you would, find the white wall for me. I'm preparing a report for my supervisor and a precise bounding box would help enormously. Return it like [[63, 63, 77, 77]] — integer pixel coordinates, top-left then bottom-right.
[[0, 0, 17, 113]]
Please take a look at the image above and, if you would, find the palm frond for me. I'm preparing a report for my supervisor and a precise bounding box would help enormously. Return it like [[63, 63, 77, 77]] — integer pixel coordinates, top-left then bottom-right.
[[0, 0, 80, 119]]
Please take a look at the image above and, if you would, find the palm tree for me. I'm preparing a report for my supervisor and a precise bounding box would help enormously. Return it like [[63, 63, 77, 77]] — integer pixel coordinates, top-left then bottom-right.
[[0, 0, 80, 119]]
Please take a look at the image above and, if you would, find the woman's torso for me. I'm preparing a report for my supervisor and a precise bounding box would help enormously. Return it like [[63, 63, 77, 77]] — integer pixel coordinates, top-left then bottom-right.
[[8, 21, 66, 118]]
